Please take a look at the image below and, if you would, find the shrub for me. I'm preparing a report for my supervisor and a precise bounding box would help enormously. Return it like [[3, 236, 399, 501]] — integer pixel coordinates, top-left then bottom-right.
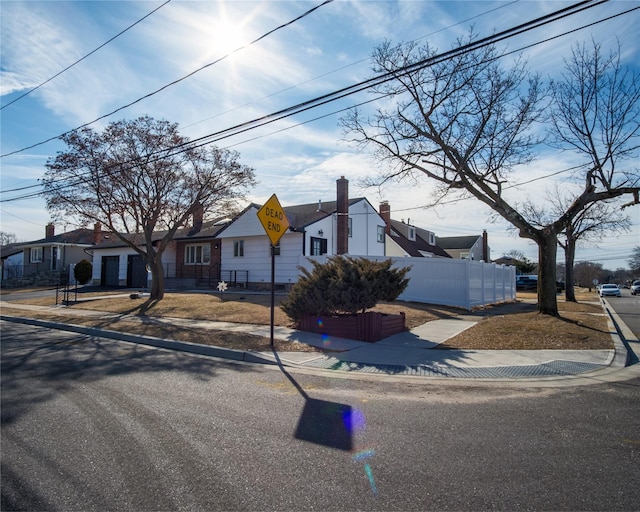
[[74, 259, 93, 285], [281, 256, 410, 323]]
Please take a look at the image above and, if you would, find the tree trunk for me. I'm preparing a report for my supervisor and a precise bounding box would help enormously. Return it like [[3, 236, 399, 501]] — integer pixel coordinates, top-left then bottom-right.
[[564, 240, 577, 303], [148, 257, 165, 301], [537, 233, 559, 316]]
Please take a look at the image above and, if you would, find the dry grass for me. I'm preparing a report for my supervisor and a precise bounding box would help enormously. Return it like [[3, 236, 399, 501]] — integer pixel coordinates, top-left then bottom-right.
[[1, 287, 613, 351], [441, 290, 612, 350]]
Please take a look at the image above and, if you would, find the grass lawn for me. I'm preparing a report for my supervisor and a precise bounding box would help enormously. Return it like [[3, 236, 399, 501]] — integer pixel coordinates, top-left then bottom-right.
[[1, 287, 612, 352]]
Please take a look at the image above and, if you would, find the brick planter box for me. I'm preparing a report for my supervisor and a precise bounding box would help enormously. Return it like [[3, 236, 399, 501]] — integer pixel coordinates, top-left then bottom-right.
[[298, 311, 405, 343]]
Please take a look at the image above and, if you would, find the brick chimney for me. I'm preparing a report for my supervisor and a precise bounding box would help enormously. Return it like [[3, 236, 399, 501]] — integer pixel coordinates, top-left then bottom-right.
[[188, 202, 204, 236], [93, 222, 102, 244], [379, 201, 391, 235], [45, 223, 55, 239], [336, 176, 348, 255], [482, 229, 489, 262]]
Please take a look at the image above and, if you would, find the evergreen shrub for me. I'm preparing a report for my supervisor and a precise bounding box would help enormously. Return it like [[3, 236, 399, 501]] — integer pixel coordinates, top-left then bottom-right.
[[74, 259, 93, 285], [281, 256, 410, 323]]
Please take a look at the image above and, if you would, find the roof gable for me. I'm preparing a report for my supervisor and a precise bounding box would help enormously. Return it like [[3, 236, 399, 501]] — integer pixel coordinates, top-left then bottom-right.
[[436, 235, 481, 250]]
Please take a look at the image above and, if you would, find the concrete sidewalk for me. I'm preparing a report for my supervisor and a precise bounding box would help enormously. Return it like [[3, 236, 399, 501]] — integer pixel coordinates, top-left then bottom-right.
[[1, 299, 634, 381]]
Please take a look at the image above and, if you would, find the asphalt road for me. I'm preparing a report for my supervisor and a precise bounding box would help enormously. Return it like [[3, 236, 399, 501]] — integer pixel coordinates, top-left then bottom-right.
[[2, 321, 640, 511], [605, 291, 640, 339]]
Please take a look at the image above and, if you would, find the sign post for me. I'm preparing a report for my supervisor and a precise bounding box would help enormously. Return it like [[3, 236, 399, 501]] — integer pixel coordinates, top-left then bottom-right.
[[257, 194, 290, 348]]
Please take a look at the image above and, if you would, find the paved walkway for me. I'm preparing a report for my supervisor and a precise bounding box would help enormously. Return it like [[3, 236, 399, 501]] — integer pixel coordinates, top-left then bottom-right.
[[1, 297, 637, 382]]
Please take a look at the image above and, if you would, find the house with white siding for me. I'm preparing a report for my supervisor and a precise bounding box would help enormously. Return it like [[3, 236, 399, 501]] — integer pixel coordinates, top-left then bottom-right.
[[216, 176, 387, 289]]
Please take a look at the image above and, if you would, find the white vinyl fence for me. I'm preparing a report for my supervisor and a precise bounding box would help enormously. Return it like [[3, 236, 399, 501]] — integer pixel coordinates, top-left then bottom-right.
[[299, 256, 516, 310]]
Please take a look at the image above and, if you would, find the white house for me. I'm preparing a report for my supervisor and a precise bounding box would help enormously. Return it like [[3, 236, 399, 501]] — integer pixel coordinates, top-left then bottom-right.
[[216, 176, 388, 288]]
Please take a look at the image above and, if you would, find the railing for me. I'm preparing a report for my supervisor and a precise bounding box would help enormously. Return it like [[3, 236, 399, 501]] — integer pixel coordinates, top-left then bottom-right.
[[220, 270, 249, 287], [55, 278, 77, 305]]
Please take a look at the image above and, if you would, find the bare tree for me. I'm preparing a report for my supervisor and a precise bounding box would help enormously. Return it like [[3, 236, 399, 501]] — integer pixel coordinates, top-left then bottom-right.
[[43, 116, 255, 301], [525, 186, 631, 301], [573, 261, 604, 291], [341, 34, 639, 316], [558, 201, 630, 301], [0, 232, 17, 246]]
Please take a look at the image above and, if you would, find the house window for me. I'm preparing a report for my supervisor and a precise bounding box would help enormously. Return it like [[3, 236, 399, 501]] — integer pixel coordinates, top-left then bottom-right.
[[348, 217, 353, 237], [460, 252, 470, 260], [310, 237, 327, 256], [408, 227, 416, 241], [234, 240, 244, 257], [185, 244, 211, 264], [377, 225, 385, 243], [30, 247, 43, 263], [429, 232, 435, 245]]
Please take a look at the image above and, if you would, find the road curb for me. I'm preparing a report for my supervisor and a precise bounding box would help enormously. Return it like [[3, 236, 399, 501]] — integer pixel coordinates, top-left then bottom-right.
[[0, 314, 277, 366], [601, 298, 635, 367]]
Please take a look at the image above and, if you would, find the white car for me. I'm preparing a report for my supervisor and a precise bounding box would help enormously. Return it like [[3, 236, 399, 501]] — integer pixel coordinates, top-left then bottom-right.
[[599, 283, 621, 297], [631, 280, 640, 296]]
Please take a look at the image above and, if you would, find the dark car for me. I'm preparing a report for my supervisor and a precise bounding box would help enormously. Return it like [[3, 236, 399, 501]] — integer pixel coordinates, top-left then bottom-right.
[[516, 277, 565, 293], [516, 277, 538, 291]]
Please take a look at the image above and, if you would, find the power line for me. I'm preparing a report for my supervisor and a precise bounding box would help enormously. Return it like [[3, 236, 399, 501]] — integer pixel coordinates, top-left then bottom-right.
[[0, 0, 173, 111], [183, 0, 521, 130], [0, 0, 334, 158], [0, 0, 630, 202]]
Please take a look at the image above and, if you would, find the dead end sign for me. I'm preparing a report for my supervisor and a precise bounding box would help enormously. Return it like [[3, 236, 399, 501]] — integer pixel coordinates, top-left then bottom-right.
[[257, 194, 290, 246]]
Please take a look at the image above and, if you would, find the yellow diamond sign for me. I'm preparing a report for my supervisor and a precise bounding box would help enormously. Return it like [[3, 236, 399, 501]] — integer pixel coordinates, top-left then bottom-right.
[[257, 194, 290, 246]]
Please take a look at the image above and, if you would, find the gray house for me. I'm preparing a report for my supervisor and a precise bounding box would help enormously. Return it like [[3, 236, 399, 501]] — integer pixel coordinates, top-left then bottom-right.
[[1, 223, 99, 287]]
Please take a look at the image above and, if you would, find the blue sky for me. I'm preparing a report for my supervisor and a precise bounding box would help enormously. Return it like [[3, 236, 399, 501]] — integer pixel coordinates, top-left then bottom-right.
[[1, 0, 638, 270]]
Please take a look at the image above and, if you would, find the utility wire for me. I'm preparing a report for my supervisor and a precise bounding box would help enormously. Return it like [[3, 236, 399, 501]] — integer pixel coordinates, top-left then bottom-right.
[[0, 0, 173, 111], [141, 0, 614, 153], [0, 0, 631, 202], [183, 0, 521, 130], [0, 0, 334, 158]]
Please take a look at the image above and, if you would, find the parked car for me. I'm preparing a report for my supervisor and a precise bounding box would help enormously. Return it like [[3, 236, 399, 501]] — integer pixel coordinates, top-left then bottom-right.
[[599, 283, 621, 297], [631, 280, 640, 296], [516, 277, 537, 291]]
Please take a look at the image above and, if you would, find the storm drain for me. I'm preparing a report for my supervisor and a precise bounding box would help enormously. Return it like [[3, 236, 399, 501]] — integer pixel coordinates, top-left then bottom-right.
[[302, 357, 604, 379]]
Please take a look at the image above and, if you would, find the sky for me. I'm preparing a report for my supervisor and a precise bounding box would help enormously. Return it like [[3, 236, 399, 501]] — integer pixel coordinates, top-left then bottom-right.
[[1, 0, 638, 271]]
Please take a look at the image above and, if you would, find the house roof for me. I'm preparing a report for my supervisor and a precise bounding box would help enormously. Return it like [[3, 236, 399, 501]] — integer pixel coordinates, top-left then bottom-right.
[[436, 235, 481, 250], [91, 217, 232, 249], [282, 198, 366, 230], [389, 220, 451, 258], [0, 243, 25, 259], [18, 228, 96, 248]]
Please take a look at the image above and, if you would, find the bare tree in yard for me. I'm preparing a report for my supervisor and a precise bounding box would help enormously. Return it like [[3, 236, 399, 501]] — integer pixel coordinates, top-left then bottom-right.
[[341, 34, 639, 316], [43, 116, 256, 301], [548, 40, 639, 299], [557, 199, 629, 302], [523, 186, 631, 302]]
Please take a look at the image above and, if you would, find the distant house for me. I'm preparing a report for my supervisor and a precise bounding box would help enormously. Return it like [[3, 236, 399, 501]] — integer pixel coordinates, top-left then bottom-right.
[[436, 231, 490, 262], [216, 176, 387, 288], [377, 201, 451, 259], [1, 223, 99, 287], [89, 212, 231, 288]]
